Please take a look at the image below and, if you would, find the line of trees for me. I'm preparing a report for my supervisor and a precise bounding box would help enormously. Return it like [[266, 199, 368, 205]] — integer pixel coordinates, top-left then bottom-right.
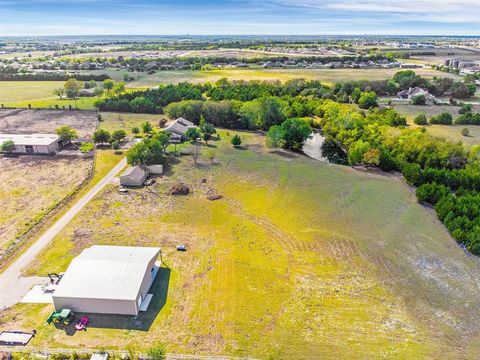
[[0, 72, 110, 81]]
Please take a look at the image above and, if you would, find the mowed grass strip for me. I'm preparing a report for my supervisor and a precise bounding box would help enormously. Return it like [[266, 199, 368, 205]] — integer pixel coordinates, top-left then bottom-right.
[[4, 131, 480, 358]]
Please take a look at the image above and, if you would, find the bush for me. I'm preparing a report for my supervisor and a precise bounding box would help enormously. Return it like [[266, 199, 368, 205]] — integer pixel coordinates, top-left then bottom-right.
[[416, 182, 450, 205], [132, 127, 140, 134], [414, 114, 428, 125], [459, 104, 473, 114], [358, 91, 378, 109], [92, 129, 111, 143], [411, 94, 426, 105], [231, 134, 242, 147], [79, 142, 94, 153], [112, 141, 120, 150], [429, 112, 453, 125], [1, 139, 15, 153], [461, 128, 470, 137], [110, 129, 127, 143], [147, 343, 166, 360]]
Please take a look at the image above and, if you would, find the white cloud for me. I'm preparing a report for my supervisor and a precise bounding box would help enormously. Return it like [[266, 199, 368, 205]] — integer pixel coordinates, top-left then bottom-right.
[[273, 0, 480, 23]]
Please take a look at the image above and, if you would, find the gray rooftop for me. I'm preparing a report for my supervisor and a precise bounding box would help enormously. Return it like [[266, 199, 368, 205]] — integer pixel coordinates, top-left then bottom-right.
[[121, 165, 147, 180], [0, 133, 60, 146], [53, 245, 161, 301]]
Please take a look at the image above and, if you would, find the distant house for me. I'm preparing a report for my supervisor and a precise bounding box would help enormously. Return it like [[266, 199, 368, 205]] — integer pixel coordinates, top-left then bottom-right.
[[164, 117, 196, 141], [397, 87, 435, 104], [120, 166, 148, 187], [0, 133, 61, 154], [79, 88, 96, 97], [400, 63, 422, 69], [176, 117, 195, 127]]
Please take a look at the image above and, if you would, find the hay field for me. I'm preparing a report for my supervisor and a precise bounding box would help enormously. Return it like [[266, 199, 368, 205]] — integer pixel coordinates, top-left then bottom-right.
[[3, 131, 480, 359], [125, 67, 457, 86]]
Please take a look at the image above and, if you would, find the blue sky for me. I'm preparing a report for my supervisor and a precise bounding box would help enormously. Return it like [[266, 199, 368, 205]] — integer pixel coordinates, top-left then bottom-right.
[[1, 0, 479, 36]]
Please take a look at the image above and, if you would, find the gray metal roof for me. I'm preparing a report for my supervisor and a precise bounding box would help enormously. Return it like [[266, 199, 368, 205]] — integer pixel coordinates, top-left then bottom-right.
[[53, 245, 161, 301], [0, 133, 60, 146], [121, 166, 147, 180], [176, 117, 195, 127]]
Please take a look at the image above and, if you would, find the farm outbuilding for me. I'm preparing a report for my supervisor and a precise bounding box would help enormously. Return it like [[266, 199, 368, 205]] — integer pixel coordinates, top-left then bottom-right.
[[0, 133, 61, 154], [119, 166, 148, 187], [52, 245, 161, 315]]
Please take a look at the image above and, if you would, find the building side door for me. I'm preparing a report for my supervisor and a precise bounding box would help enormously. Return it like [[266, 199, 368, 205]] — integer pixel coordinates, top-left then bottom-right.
[[25, 145, 34, 154]]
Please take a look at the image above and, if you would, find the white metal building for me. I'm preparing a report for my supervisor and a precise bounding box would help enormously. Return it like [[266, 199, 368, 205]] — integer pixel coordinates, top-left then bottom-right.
[[52, 245, 161, 315], [0, 133, 61, 154]]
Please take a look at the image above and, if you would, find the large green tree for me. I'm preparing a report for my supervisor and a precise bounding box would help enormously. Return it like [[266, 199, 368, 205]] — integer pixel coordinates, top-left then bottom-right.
[[55, 125, 78, 143], [64, 78, 82, 99], [279, 118, 312, 151]]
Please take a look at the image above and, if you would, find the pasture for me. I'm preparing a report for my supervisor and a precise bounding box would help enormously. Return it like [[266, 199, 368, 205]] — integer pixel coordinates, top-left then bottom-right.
[[100, 112, 162, 135], [393, 104, 480, 148], [98, 67, 457, 86], [0, 81, 64, 103], [4, 131, 480, 359]]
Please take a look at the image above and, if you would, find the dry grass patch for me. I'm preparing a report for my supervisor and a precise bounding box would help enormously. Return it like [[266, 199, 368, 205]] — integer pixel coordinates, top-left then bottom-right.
[[0, 155, 92, 253]]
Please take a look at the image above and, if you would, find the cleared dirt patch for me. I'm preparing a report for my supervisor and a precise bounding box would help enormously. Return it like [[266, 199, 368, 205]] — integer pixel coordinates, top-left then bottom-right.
[[0, 155, 92, 254], [0, 109, 97, 139]]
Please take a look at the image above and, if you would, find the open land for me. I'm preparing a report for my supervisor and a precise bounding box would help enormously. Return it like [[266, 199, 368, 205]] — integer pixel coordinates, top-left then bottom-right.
[[0, 81, 64, 103], [91, 67, 458, 86], [392, 104, 480, 148], [100, 112, 162, 136], [0, 109, 98, 254], [0, 156, 92, 254], [0, 109, 98, 139], [2, 131, 480, 359]]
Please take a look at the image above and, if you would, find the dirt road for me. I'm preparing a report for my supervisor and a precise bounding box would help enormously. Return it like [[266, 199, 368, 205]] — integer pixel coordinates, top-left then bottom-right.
[[0, 157, 127, 309]]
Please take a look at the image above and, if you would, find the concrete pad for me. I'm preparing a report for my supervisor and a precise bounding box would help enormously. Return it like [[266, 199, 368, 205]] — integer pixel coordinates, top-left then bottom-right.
[[0, 276, 49, 310], [139, 294, 153, 312], [20, 285, 54, 304], [0, 331, 34, 346]]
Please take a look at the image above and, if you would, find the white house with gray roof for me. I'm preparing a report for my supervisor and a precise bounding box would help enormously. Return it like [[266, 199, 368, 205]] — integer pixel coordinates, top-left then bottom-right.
[[164, 117, 196, 141]]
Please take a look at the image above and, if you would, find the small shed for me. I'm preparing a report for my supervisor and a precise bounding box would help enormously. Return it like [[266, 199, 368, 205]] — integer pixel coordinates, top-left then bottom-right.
[[145, 164, 163, 175], [120, 166, 148, 187]]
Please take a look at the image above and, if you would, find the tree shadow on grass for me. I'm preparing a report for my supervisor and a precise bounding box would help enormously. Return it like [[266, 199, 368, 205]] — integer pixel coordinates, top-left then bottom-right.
[[63, 267, 171, 332], [270, 150, 299, 159]]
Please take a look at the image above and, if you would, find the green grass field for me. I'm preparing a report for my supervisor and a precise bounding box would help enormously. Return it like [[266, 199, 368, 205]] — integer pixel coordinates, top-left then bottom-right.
[[0, 81, 64, 103], [3, 131, 480, 359], [0, 82, 146, 110], [93, 67, 457, 86], [100, 112, 162, 135], [393, 104, 480, 148]]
